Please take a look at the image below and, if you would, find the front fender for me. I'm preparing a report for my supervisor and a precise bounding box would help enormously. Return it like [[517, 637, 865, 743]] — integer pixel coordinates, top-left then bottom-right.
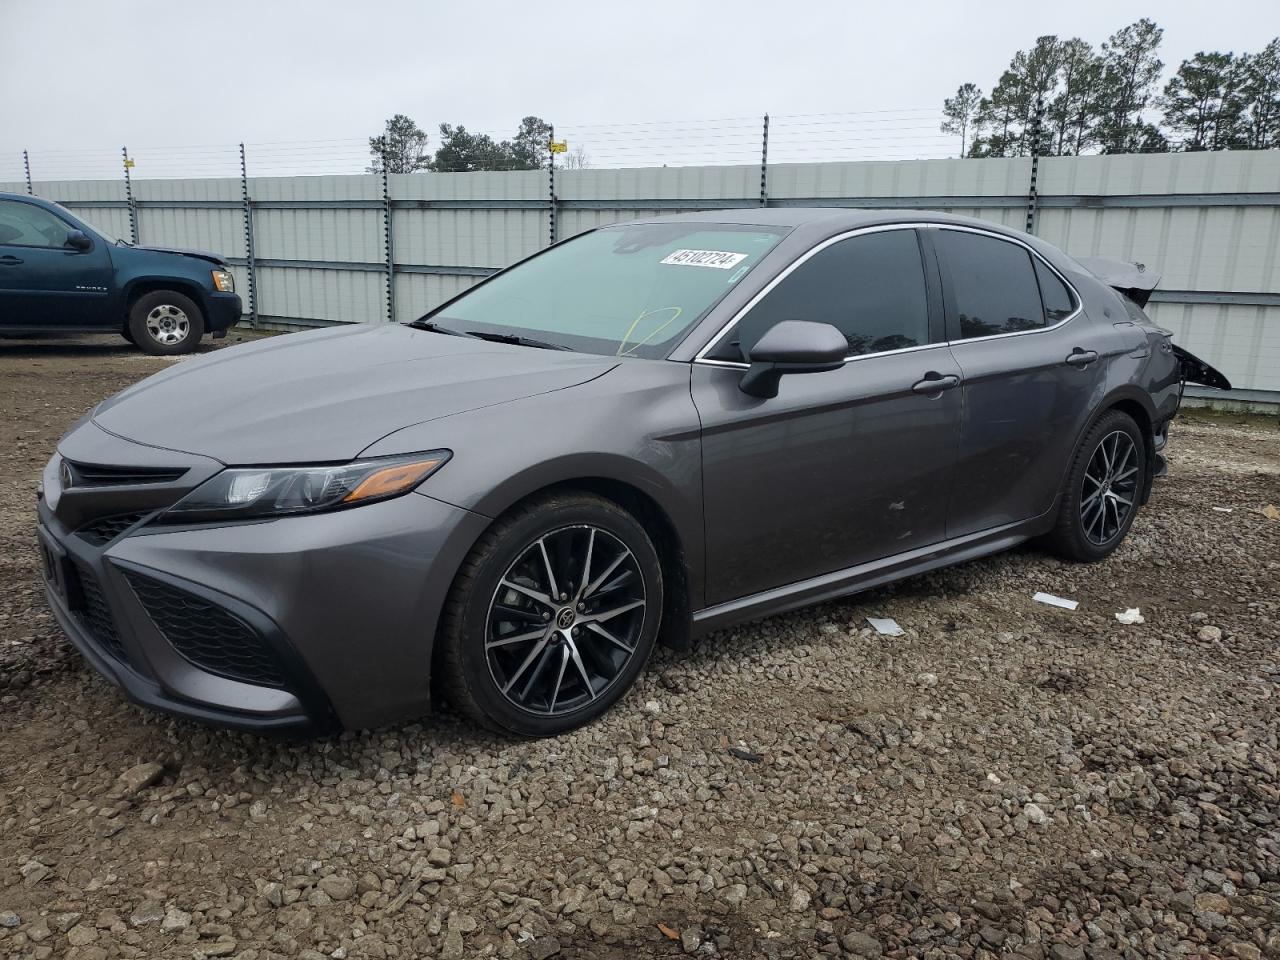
[[361, 360, 707, 610], [119, 272, 210, 305]]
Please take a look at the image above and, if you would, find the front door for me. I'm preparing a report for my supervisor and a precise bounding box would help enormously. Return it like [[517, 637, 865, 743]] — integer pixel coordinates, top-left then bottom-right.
[[0, 198, 113, 327], [692, 226, 963, 606]]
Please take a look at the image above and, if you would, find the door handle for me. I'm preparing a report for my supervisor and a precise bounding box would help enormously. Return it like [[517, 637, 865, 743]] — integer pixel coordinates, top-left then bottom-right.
[[911, 373, 960, 395], [1065, 349, 1099, 367], [0, 255, 23, 266]]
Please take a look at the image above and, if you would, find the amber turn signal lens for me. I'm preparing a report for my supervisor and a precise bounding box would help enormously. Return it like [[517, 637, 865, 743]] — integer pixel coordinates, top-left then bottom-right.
[[342, 458, 444, 503]]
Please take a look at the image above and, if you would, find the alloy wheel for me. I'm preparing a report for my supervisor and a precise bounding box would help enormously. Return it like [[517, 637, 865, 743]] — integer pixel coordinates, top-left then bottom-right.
[[485, 525, 646, 716], [145, 304, 191, 346], [1081, 429, 1139, 545]]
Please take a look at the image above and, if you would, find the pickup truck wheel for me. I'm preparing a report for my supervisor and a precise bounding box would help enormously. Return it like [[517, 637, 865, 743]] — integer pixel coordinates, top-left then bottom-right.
[[128, 290, 204, 356]]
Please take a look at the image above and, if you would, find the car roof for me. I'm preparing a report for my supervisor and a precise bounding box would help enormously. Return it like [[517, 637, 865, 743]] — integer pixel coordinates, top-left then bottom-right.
[[0, 192, 57, 208]]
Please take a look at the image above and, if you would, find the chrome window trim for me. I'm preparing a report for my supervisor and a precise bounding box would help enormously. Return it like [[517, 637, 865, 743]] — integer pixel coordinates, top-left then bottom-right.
[[691, 221, 1084, 370]]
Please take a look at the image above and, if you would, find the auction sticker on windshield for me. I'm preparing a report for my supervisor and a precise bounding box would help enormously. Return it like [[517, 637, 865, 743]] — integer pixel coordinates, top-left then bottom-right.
[[660, 249, 749, 269]]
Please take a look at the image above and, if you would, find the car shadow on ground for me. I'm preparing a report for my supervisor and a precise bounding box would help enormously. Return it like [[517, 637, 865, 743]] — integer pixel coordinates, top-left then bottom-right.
[[89, 539, 1043, 782], [0, 337, 221, 359]]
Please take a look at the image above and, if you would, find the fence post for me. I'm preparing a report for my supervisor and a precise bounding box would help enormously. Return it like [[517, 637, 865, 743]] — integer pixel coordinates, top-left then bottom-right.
[[381, 167, 395, 323], [22, 150, 33, 195], [760, 114, 770, 207], [548, 124, 558, 246], [239, 143, 258, 328], [122, 146, 138, 244], [1024, 97, 1045, 235]]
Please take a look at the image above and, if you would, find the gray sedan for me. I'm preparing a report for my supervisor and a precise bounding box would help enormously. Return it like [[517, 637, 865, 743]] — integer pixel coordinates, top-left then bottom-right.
[[37, 209, 1229, 737]]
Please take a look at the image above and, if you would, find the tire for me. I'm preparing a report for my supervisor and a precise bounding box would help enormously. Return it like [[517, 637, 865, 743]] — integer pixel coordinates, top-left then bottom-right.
[[121, 325, 135, 345], [437, 492, 663, 737], [1044, 409, 1147, 562], [127, 290, 204, 355]]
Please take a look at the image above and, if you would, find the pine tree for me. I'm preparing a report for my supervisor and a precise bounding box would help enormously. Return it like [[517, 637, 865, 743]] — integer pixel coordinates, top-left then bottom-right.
[[1048, 39, 1106, 155], [941, 83, 984, 157], [1162, 52, 1247, 150], [1239, 38, 1280, 149], [1096, 19, 1166, 153]]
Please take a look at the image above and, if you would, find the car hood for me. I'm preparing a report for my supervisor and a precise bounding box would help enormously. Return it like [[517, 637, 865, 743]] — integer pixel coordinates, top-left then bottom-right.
[[91, 324, 619, 464], [129, 243, 229, 265]]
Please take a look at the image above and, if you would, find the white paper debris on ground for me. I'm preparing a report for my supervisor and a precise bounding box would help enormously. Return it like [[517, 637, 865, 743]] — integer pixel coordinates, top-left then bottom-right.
[[866, 617, 904, 637], [1211, 506, 1233, 513], [1115, 607, 1145, 625], [1033, 592, 1079, 611]]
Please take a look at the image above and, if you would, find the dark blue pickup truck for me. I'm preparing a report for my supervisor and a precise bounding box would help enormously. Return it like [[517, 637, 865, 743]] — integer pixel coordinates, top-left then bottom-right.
[[0, 192, 241, 354]]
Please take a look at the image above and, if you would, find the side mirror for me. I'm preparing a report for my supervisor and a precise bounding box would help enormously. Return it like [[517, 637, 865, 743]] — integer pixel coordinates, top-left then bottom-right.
[[739, 320, 848, 398], [64, 230, 92, 252]]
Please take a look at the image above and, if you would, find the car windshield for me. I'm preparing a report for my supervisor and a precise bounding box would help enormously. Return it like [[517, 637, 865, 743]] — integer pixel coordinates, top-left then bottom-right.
[[419, 222, 787, 358]]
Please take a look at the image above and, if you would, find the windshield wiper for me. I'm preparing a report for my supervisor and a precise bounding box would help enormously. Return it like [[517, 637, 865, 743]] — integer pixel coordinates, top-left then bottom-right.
[[406, 321, 572, 352], [406, 320, 468, 336], [464, 331, 573, 351]]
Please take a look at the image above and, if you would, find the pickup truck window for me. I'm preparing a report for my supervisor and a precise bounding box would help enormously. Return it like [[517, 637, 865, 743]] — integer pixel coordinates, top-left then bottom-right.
[[0, 199, 74, 249]]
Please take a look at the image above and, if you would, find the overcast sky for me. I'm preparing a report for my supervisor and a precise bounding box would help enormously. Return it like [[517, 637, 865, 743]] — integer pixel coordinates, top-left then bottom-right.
[[2, 0, 1275, 180]]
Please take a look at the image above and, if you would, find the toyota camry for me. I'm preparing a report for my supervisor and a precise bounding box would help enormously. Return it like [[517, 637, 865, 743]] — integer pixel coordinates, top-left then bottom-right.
[[37, 209, 1230, 737]]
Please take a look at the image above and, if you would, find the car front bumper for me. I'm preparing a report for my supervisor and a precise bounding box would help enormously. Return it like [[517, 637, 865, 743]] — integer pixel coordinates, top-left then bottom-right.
[[38, 447, 489, 733], [205, 291, 242, 335]]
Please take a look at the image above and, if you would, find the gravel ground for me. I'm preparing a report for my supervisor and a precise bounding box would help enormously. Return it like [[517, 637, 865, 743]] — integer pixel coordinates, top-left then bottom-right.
[[1, 335, 1278, 960]]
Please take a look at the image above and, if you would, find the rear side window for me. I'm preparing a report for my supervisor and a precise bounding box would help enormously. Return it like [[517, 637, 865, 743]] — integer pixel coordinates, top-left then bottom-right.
[[0, 200, 73, 248], [1034, 258, 1077, 322], [711, 229, 930, 361], [938, 230, 1045, 339]]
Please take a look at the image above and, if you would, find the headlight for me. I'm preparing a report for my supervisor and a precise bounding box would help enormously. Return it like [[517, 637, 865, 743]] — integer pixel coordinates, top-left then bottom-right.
[[211, 269, 235, 293], [162, 452, 450, 523]]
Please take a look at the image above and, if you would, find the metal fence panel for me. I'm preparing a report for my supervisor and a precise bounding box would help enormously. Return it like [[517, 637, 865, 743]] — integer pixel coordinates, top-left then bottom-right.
[[6, 152, 1279, 396], [394, 272, 484, 323], [768, 157, 1031, 199], [134, 178, 246, 258], [255, 265, 385, 326], [253, 207, 383, 263], [1148, 302, 1280, 393]]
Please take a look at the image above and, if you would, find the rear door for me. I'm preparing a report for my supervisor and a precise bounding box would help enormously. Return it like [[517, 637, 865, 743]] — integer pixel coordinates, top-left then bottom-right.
[[691, 226, 963, 605], [933, 227, 1102, 537], [0, 198, 113, 327]]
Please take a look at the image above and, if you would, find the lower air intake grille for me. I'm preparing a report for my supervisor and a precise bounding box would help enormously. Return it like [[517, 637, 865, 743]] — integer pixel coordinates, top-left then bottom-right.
[[124, 573, 285, 688], [77, 512, 149, 546], [70, 560, 128, 663]]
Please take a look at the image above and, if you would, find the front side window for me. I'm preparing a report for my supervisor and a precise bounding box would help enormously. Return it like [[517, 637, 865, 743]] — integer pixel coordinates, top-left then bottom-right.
[[427, 222, 786, 359], [0, 200, 73, 249], [708, 229, 930, 362], [938, 230, 1045, 339]]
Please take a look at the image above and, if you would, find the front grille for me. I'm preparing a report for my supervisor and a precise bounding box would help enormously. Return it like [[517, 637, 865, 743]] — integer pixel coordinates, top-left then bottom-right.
[[65, 461, 186, 487], [68, 560, 129, 663], [77, 512, 149, 546], [124, 573, 285, 688]]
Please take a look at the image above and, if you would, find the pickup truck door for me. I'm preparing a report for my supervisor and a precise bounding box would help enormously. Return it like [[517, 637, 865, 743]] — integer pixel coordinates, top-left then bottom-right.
[[0, 198, 113, 327]]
